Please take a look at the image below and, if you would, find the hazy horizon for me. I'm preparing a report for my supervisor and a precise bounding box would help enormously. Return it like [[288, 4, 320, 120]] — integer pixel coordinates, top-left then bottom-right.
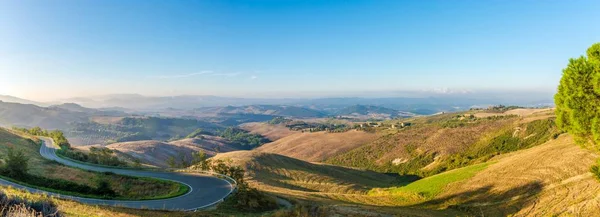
[[1, 88, 556, 104], [2, 1, 598, 101]]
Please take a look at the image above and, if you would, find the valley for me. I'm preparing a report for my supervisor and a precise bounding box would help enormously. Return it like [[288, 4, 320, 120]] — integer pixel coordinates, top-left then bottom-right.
[[0, 100, 597, 217], [2, 2, 597, 216]]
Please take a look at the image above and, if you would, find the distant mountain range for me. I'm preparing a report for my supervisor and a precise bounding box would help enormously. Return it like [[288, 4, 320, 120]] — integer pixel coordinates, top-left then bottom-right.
[[193, 105, 328, 118], [1, 92, 554, 116], [0, 101, 126, 129], [0, 101, 90, 129], [0, 95, 45, 106]]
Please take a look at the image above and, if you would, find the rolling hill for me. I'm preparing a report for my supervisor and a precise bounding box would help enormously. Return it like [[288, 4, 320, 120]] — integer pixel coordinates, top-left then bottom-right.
[[256, 130, 380, 162], [212, 150, 397, 195], [425, 134, 600, 216], [0, 101, 90, 129], [0, 95, 42, 106], [239, 122, 300, 141], [208, 118, 600, 216], [66, 116, 223, 145], [326, 109, 559, 177], [103, 136, 239, 168]]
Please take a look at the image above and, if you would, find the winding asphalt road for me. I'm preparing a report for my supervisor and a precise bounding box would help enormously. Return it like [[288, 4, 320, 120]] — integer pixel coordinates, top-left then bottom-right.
[[0, 137, 234, 211]]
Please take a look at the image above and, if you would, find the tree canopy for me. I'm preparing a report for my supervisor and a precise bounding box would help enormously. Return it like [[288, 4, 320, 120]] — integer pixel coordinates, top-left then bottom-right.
[[555, 43, 600, 146]]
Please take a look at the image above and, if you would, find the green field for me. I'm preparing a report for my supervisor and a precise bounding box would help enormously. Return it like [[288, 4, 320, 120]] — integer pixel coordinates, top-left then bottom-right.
[[369, 162, 490, 199]]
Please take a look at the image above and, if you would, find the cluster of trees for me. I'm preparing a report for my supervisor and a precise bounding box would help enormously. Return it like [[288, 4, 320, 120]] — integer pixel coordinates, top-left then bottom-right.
[[0, 148, 116, 198], [167, 150, 209, 168], [12, 127, 70, 148], [218, 127, 270, 148], [59, 147, 129, 167], [286, 121, 349, 133], [185, 128, 205, 139], [267, 117, 292, 125], [555, 43, 600, 147], [469, 105, 523, 112], [439, 114, 517, 128]]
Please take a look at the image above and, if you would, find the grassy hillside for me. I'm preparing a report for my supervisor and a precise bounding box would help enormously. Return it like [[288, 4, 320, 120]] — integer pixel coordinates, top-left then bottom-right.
[[213, 151, 397, 195], [0, 128, 187, 200], [257, 130, 380, 162], [210, 150, 479, 215], [413, 134, 600, 216], [326, 111, 559, 177], [211, 127, 600, 216]]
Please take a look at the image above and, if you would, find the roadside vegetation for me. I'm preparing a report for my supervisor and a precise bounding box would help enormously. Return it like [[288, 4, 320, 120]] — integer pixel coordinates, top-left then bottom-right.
[[12, 126, 131, 167], [190, 155, 279, 212], [0, 128, 189, 200], [58, 146, 130, 167]]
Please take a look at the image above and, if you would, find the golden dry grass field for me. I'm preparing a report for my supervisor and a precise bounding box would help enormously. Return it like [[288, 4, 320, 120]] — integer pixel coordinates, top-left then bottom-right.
[[240, 122, 300, 141], [256, 130, 380, 162]]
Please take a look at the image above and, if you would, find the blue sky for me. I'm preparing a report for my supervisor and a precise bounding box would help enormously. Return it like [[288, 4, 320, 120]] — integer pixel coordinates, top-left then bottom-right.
[[1, 0, 599, 101]]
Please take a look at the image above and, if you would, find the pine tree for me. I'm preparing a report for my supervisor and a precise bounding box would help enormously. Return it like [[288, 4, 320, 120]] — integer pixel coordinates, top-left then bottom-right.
[[555, 43, 600, 146]]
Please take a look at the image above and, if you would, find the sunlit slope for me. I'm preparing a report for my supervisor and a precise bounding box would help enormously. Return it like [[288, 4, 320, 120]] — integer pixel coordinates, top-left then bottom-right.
[[427, 134, 600, 216], [213, 150, 396, 195], [240, 122, 300, 141], [256, 130, 379, 162], [327, 111, 558, 177]]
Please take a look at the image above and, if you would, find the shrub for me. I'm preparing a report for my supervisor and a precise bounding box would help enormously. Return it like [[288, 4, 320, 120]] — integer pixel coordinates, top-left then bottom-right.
[[3, 148, 29, 179], [224, 185, 278, 212], [0, 191, 61, 217], [95, 179, 117, 197]]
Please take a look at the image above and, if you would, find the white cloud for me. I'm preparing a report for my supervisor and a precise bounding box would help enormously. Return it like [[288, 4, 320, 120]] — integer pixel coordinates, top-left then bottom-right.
[[210, 72, 241, 77], [148, 71, 245, 79], [149, 71, 214, 79], [250, 75, 258, 80]]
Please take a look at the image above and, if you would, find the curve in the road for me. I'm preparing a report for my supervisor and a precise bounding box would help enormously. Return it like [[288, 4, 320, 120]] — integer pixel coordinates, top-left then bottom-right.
[[0, 137, 235, 211]]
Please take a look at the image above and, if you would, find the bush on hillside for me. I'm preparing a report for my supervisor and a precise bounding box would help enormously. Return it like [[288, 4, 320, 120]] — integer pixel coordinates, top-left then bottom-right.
[[185, 128, 205, 138], [2, 148, 29, 179], [210, 159, 278, 212]]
